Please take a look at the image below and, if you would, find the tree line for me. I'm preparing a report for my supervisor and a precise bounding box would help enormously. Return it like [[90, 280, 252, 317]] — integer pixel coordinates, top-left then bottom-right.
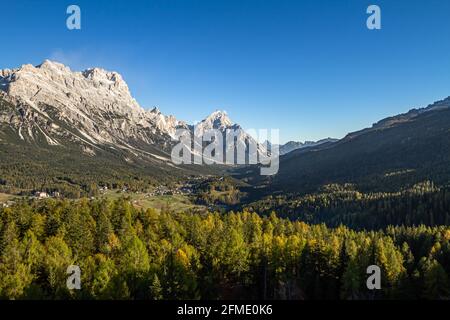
[[0, 197, 449, 300], [245, 181, 450, 229]]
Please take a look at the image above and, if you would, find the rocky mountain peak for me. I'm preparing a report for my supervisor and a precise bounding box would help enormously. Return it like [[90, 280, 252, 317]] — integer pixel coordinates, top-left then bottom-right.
[[208, 109, 231, 121], [0, 60, 143, 118], [81, 67, 130, 95], [0, 60, 261, 162], [149, 106, 161, 114], [199, 110, 234, 131], [0, 60, 178, 148], [38, 59, 71, 72]]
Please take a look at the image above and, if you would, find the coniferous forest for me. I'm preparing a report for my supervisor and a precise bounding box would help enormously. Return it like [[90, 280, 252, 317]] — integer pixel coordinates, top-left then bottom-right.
[[1, 197, 449, 300], [2, 1, 450, 305]]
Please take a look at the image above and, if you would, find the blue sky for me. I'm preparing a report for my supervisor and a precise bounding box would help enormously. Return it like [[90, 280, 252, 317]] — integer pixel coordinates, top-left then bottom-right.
[[2, 0, 450, 143]]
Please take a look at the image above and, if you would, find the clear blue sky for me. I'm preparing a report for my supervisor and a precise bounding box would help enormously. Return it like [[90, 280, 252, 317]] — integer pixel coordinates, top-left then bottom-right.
[[2, 0, 450, 143]]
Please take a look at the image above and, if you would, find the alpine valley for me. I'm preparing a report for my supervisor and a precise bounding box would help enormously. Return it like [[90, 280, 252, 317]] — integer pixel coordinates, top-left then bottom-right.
[[2, 61, 450, 300], [0, 60, 269, 196]]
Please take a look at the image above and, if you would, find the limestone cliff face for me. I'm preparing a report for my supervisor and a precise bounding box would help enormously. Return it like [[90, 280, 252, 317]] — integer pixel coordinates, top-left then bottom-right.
[[0, 60, 266, 164], [0, 60, 188, 156]]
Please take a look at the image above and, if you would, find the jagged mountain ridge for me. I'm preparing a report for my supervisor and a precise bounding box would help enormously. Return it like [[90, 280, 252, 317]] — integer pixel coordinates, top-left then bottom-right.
[[0, 61, 266, 158], [0, 60, 271, 193], [0, 60, 190, 156], [189, 110, 267, 162]]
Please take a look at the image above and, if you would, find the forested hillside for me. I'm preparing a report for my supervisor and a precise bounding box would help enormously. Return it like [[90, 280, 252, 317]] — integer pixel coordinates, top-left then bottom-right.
[[240, 101, 450, 194], [244, 181, 450, 229], [1, 198, 449, 300], [0, 84, 218, 197]]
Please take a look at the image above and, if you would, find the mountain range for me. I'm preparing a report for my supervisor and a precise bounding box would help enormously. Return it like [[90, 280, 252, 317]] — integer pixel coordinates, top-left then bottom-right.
[[0, 61, 241, 194], [0, 61, 312, 195], [241, 95, 450, 195], [3, 60, 450, 199]]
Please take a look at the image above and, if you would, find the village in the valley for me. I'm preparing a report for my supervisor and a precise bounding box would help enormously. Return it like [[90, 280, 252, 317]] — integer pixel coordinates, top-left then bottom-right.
[[0, 175, 225, 213]]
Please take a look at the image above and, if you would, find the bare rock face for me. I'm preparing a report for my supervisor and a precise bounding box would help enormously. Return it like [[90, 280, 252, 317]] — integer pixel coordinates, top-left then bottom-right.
[[0, 60, 265, 166], [147, 107, 188, 139], [193, 110, 235, 136], [0, 60, 186, 154]]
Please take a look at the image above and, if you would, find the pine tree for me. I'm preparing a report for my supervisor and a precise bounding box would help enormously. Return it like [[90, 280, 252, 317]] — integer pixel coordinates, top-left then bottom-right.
[[423, 259, 450, 299], [150, 274, 163, 300]]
